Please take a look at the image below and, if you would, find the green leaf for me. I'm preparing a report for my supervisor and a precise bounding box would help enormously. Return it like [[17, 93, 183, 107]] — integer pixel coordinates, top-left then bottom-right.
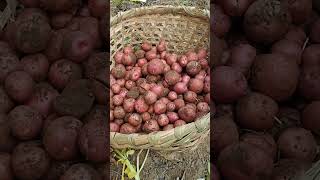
[[127, 150, 135, 155]]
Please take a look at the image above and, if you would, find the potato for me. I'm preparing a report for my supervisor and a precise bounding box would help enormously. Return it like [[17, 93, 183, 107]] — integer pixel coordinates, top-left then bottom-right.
[[39, 0, 76, 12], [211, 34, 229, 67], [83, 105, 107, 124], [0, 87, 14, 114], [8, 105, 43, 140], [236, 92, 278, 130], [243, 0, 291, 44], [251, 53, 299, 101], [164, 70, 181, 86], [134, 98, 149, 113], [143, 119, 160, 133], [282, 0, 312, 24], [0, 114, 17, 153], [212, 66, 248, 103], [0, 53, 20, 83], [61, 163, 102, 180], [0, 41, 15, 55], [154, 101, 167, 114], [211, 4, 231, 37], [21, 53, 49, 82], [12, 141, 50, 180], [13, 8, 52, 53], [43, 116, 83, 160], [217, 0, 255, 16], [178, 105, 196, 123], [62, 31, 94, 63], [26, 83, 59, 117], [227, 43, 256, 76], [299, 45, 320, 100], [110, 122, 120, 132], [84, 52, 108, 79], [120, 123, 137, 134], [88, 0, 108, 18], [217, 142, 273, 180], [147, 59, 164, 75], [54, 80, 95, 118], [0, 153, 13, 180], [51, 12, 72, 28], [212, 116, 239, 154], [310, 19, 320, 43], [186, 61, 201, 76], [284, 26, 307, 46], [272, 159, 311, 180], [174, 120, 186, 127], [277, 127, 317, 161], [271, 39, 302, 64], [301, 101, 320, 132], [42, 161, 73, 180], [44, 30, 65, 62], [240, 133, 277, 159], [78, 120, 107, 162], [48, 59, 82, 90], [77, 17, 102, 48], [92, 80, 107, 105]]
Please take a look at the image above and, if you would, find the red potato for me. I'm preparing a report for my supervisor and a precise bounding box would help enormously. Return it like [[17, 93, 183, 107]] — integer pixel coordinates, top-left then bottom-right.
[[167, 112, 179, 123], [212, 116, 239, 154], [144, 91, 158, 105], [166, 102, 176, 112], [211, 4, 231, 37], [44, 30, 65, 62], [116, 79, 125, 87], [310, 19, 320, 43], [26, 83, 59, 117], [154, 101, 166, 115], [0, 153, 13, 180], [9, 106, 43, 140], [164, 70, 181, 86], [128, 113, 142, 127], [157, 114, 169, 126], [251, 53, 299, 101], [301, 101, 320, 132], [88, 0, 108, 18], [284, 26, 307, 46], [168, 91, 178, 101], [60, 164, 102, 180], [271, 39, 302, 64], [120, 123, 137, 134], [12, 142, 50, 180], [174, 99, 185, 109], [112, 95, 123, 106], [171, 62, 182, 73], [240, 133, 277, 159], [197, 102, 209, 113], [0, 114, 17, 153], [178, 105, 196, 123], [110, 111, 114, 121], [174, 120, 186, 127], [50, 13, 73, 29], [145, 50, 157, 61], [236, 92, 279, 130], [186, 61, 201, 76], [283, 0, 312, 24], [243, 0, 292, 44], [217, 142, 274, 180], [5, 71, 35, 103], [135, 50, 145, 59], [277, 127, 317, 162], [125, 80, 136, 90], [173, 82, 188, 94], [122, 53, 137, 66], [126, 87, 140, 99], [137, 58, 148, 67], [0, 87, 14, 114], [0, 53, 21, 83], [21, 53, 49, 82], [123, 46, 133, 54], [114, 51, 124, 64], [62, 31, 94, 63], [113, 106, 125, 119], [197, 48, 207, 59], [227, 43, 256, 76], [157, 39, 166, 52], [204, 93, 210, 104], [48, 59, 82, 90], [134, 98, 149, 113], [110, 122, 120, 132], [184, 91, 197, 103], [178, 55, 188, 67], [188, 78, 204, 94], [141, 41, 152, 51], [147, 59, 164, 75], [114, 119, 124, 126], [217, 0, 254, 16], [272, 159, 311, 180], [143, 119, 160, 133], [111, 84, 121, 94], [141, 112, 151, 122], [165, 53, 177, 65], [150, 84, 164, 97]]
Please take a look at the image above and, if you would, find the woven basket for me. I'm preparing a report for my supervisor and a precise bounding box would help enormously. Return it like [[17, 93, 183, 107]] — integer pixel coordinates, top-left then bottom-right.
[[110, 6, 210, 151], [0, 0, 17, 30]]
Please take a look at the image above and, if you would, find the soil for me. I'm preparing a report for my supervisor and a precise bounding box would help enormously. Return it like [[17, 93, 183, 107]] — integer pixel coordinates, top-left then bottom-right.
[[110, 1, 210, 179]]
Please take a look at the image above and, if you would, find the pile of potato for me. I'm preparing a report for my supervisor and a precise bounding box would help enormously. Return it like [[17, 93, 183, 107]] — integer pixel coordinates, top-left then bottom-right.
[[0, 0, 109, 179], [212, 0, 320, 179], [110, 40, 210, 134]]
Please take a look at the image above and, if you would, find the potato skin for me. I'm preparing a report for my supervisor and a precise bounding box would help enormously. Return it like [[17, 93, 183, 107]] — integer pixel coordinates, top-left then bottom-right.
[[277, 127, 317, 162], [272, 159, 311, 180], [60, 163, 102, 180], [0, 53, 21, 83], [212, 66, 248, 103], [43, 116, 83, 160], [0, 87, 14, 114], [302, 101, 320, 132], [12, 141, 50, 180], [212, 116, 239, 154], [251, 53, 300, 101], [211, 4, 231, 37], [217, 0, 255, 16], [21, 53, 49, 82], [236, 92, 278, 130], [299, 45, 320, 100], [0, 153, 13, 180], [0, 114, 17, 153], [8, 105, 43, 140], [42, 161, 73, 180], [282, 0, 312, 24], [243, 0, 291, 44], [217, 142, 274, 180]]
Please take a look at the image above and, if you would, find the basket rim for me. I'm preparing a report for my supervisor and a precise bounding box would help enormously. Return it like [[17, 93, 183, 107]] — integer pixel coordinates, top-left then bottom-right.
[[110, 5, 210, 150]]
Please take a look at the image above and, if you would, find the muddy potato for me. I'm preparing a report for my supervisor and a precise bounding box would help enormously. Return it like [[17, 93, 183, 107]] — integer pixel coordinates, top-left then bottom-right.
[[21, 53, 49, 82], [301, 101, 320, 132], [12, 141, 50, 180], [240, 133, 277, 159], [217, 0, 255, 16], [212, 116, 239, 154], [251, 53, 300, 101], [236, 92, 278, 130], [272, 159, 311, 180], [212, 66, 248, 103], [243, 0, 292, 44], [0, 53, 20, 83], [271, 39, 302, 64], [277, 127, 317, 162], [43, 116, 83, 160], [217, 142, 274, 180], [60, 163, 102, 180], [83, 105, 107, 124], [84, 52, 108, 79], [299, 45, 320, 100], [282, 0, 312, 24], [42, 161, 73, 180]]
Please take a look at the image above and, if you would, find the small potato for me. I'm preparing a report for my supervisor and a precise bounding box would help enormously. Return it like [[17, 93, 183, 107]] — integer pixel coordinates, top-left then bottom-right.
[[0, 53, 20, 83], [83, 52, 108, 79], [141, 42, 152, 51], [110, 122, 120, 132], [197, 102, 209, 113], [134, 98, 149, 113], [154, 101, 166, 114], [88, 0, 108, 18], [271, 39, 302, 64], [120, 123, 137, 134], [144, 91, 158, 105], [21, 53, 49, 82], [128, 113, 142, 127], [184, 91, 197, 103], [157, 114, 169, 127], [143, 120, 160, 133], [174, 120, 186, 127], [0, 153, 13, 180], [135, 50, 145, 59], [123, 98, 135, 113], [178, 105, 196, 123], [272, 159, 311, 180], [166, 102, 176, 112], [277, 127, 317, 162], [147, 59, 164, 75], [44, 30, 65, 62], [211, 4, 231, 37], [60, 163, 102, 180], [174, 99, 185, 109], [12, 142, 50, 180], [302, 101, 320, 132], [50, 12, 73, 29], [122, 53, 137, 66], [114, 106, 125, 119], [173, 82, 188, 94], [283, 0, 312, 24], [188, 78, 204, 94], [164, 70, 181, 85], [5, 71, 35, 103]]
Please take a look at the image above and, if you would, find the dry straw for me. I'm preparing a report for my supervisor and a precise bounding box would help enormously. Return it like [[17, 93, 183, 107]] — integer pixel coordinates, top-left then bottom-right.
[[110, 5, 210, 151]]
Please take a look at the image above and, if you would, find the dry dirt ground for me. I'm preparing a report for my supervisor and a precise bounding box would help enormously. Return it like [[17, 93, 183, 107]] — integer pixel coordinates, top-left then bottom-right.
[[110, 0, 210, 179]]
